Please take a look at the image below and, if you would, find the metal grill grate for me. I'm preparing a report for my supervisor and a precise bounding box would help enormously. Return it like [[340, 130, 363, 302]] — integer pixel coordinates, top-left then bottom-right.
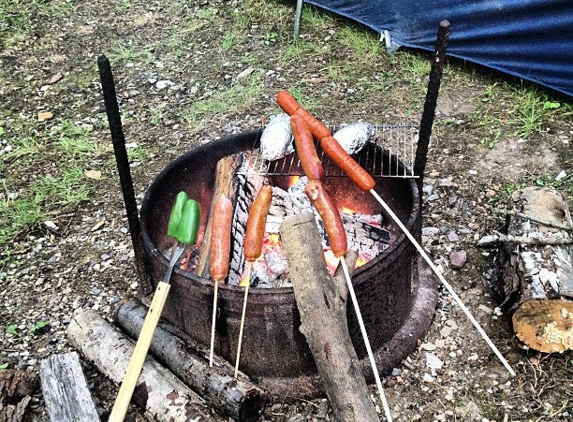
[[239, 124, 419, 178]]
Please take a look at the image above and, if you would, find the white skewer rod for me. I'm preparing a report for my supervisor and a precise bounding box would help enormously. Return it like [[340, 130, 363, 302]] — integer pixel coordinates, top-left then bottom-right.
[[369, 189, 516, 377], [340, 258, 393, 422], [209, 280, 219, 368], [234, 263, 252, 378]]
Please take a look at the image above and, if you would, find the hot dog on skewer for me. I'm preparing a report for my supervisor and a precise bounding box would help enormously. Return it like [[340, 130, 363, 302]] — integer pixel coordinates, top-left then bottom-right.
[[304, 180, 347, 258], [320, 136, 375, 191], [290, 115, 324, 181], [244, 184, 273, 262], [210, 194, 233, 282], [276, 90, 332, 140]]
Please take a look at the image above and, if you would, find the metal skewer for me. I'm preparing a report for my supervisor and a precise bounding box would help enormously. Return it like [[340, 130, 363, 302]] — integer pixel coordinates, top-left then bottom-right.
[[340, 258, 393, 422], [369, 189, 516, 377]]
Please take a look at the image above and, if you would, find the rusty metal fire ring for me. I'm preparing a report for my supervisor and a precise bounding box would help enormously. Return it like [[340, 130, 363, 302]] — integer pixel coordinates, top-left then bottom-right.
[[140, 130, 438, 399]]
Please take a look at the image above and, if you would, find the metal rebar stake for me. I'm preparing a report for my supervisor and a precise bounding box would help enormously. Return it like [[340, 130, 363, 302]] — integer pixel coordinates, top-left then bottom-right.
[[413, 20, 451, 189], [98, 55, 153, 295]]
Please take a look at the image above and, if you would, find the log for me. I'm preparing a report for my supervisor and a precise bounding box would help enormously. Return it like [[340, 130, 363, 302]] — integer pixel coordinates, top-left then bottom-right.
[[115, 297, 267, 422], [39, 352, 100, 422], [279, 212, 380, 422], [196, 155, 240, 278], [0, 369, 38, 422], [490, 186, 573, 353], [66, 310, 226, 422]]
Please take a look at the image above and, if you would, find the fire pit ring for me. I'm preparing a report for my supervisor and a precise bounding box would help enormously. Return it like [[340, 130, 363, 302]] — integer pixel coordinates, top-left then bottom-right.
[[140, 130, 437, 398]]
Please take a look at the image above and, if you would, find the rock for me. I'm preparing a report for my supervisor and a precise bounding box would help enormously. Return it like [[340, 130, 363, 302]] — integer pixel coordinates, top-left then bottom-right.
[[425, 352, 444, 370], [449, 250, 467, 268], [155, 80, 174, 90], [38, 111, 54, 122]]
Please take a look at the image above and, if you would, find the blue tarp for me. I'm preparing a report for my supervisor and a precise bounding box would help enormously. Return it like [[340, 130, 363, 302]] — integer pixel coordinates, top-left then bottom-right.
[[306, 0, 573, 99]]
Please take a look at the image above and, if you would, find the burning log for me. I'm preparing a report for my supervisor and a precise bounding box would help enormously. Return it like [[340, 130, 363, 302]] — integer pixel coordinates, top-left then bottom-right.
[[279, 212, 381, 422], [66, 310, 225, 422], [489, 186, 573, 353], [115, 297, 267, 421]]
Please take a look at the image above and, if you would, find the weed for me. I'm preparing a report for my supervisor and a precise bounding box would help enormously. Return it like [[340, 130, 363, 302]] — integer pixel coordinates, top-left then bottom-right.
[[222, 32, 237, 50], [6, 325, 18, 336], [263, 32, 278, 45], [107, 42, 154, 63], [29, 320, 50, 335]]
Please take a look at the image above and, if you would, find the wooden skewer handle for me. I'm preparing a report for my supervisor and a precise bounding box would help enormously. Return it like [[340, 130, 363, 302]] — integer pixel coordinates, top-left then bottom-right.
[[108, 282, 172, 422]]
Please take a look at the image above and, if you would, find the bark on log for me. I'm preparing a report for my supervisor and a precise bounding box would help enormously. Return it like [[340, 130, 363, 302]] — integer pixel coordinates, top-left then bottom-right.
[[196, 155, 240, 278], [491, 186, 573, 353], [0, 369, 38, 422], [115, 297, 267, 422], [279, 212, 380, 422], [66, 310, 227, 422], [39, 352, 100, 422]]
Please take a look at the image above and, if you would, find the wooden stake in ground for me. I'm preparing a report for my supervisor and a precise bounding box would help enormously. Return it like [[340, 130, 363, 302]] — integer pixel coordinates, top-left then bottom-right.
[[489, 186, 573, 353], [280, 213, 381, 422]]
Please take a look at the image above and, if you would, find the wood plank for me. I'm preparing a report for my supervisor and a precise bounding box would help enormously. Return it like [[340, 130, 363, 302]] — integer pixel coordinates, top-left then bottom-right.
[[40, 352, 100, 422]]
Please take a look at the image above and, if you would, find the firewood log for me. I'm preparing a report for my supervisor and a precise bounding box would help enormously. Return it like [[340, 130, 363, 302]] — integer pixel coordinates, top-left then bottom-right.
[[39, 352, 100, 422], [114, 297, 267, 422], [66, 310, 226, 422], [490, 186, 573, 353], [279, 212, 381, 422]]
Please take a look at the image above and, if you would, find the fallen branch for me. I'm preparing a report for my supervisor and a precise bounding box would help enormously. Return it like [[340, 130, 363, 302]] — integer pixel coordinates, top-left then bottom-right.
[[493, 207, 573, 232], [478, 231, 573, 247]]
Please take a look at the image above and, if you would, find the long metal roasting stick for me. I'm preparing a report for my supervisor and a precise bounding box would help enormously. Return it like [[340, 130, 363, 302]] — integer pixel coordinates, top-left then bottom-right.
[[234, 263, 252, 378], [369, 189, 516, 377], [340, 258, 393, 422]]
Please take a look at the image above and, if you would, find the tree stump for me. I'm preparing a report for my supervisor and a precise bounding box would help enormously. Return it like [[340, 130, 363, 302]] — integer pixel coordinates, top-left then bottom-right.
[[491, 186, 573, 353]]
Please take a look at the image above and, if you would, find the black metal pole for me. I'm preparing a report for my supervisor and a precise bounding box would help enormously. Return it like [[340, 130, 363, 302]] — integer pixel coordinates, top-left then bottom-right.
[[413, 20, 451, 189], [98, 55, 153, 294]]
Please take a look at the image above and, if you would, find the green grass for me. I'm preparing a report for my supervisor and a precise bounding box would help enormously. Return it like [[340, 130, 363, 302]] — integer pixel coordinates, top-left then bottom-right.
[[0, 120, 104, 252], [180, 75, 264, 131], [106, 41, 155, 64]]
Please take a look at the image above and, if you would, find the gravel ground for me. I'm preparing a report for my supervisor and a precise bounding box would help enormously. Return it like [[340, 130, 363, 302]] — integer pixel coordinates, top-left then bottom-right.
[[1, 0, 572, 421]]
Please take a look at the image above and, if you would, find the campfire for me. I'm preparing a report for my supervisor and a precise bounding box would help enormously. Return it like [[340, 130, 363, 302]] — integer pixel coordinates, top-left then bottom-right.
[[162, 152, 393, 288], [139, 130, 436, 398]]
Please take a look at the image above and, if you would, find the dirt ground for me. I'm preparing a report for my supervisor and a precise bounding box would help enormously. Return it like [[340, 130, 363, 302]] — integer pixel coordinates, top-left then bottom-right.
[[1, 0, 572, 421]]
